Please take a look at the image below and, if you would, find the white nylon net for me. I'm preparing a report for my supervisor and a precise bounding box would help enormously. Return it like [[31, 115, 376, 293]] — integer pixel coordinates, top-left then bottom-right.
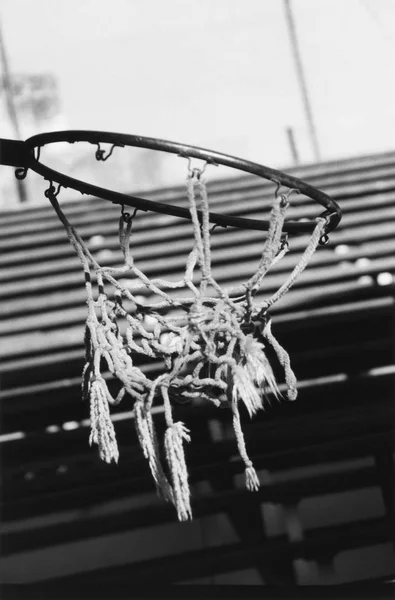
[[46, 165, 325, 520]]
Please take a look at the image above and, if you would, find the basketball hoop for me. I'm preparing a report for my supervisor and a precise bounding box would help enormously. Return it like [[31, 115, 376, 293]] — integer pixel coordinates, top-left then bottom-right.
[[0, 131, 342, 520]]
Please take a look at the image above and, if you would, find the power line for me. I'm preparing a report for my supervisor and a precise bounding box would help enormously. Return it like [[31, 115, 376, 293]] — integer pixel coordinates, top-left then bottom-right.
[[283, 0, 321, 163], [359, 0, 394, 43]]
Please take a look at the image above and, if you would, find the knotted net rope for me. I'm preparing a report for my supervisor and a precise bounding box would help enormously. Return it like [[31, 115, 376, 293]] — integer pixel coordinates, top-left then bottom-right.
[[46, 166, 325, 521]]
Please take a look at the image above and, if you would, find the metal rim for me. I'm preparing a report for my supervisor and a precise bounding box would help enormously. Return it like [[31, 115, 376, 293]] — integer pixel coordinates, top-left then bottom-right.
[[21, 130, 342, 235]]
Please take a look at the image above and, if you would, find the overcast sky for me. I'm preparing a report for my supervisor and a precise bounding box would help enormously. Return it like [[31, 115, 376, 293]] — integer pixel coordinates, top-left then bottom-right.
[[1, 0, 395, 170]]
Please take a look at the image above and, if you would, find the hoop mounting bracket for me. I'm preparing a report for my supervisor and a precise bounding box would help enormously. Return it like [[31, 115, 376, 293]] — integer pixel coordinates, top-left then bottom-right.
[[0, 138, 30, 168]]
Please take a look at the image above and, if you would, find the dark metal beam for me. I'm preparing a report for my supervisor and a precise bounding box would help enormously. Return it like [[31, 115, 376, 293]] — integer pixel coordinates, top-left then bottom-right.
[[1, 466, 380, 557], [2, 430, 392, 522], [15, 516, 391, 586]]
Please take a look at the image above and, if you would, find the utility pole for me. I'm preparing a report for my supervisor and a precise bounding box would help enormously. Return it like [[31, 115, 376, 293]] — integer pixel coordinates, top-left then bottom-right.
[[286, 126, 299, 165], [0, 18, 27, 202], [283, 0, 321, 162]]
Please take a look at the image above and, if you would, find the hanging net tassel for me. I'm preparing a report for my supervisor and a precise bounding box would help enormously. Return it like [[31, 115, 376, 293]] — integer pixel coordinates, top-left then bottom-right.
[[241, 335, 281, 406], [44, 167, 327, 520], [89, 376, 119, 464], [160, 383, 192, 521], [231, 394, 260, 491], [164, 422, 192, 521], [134, 400, 174, 503], [232, 364, 264, 418]]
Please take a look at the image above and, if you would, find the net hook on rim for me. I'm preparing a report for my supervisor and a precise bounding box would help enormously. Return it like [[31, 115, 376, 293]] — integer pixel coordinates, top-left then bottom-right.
[[15, 167, 28, 180], [186, 157, 210, 180], [120, 204, 139, 224], [273, 181, 300, 207], [317, 210, 340, 245], [95, 143, 121, 162], [44, 181, 62, 199]]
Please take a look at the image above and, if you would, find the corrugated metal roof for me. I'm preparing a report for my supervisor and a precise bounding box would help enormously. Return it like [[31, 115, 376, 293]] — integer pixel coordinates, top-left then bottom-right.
[[0, 151, 394, 586]]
